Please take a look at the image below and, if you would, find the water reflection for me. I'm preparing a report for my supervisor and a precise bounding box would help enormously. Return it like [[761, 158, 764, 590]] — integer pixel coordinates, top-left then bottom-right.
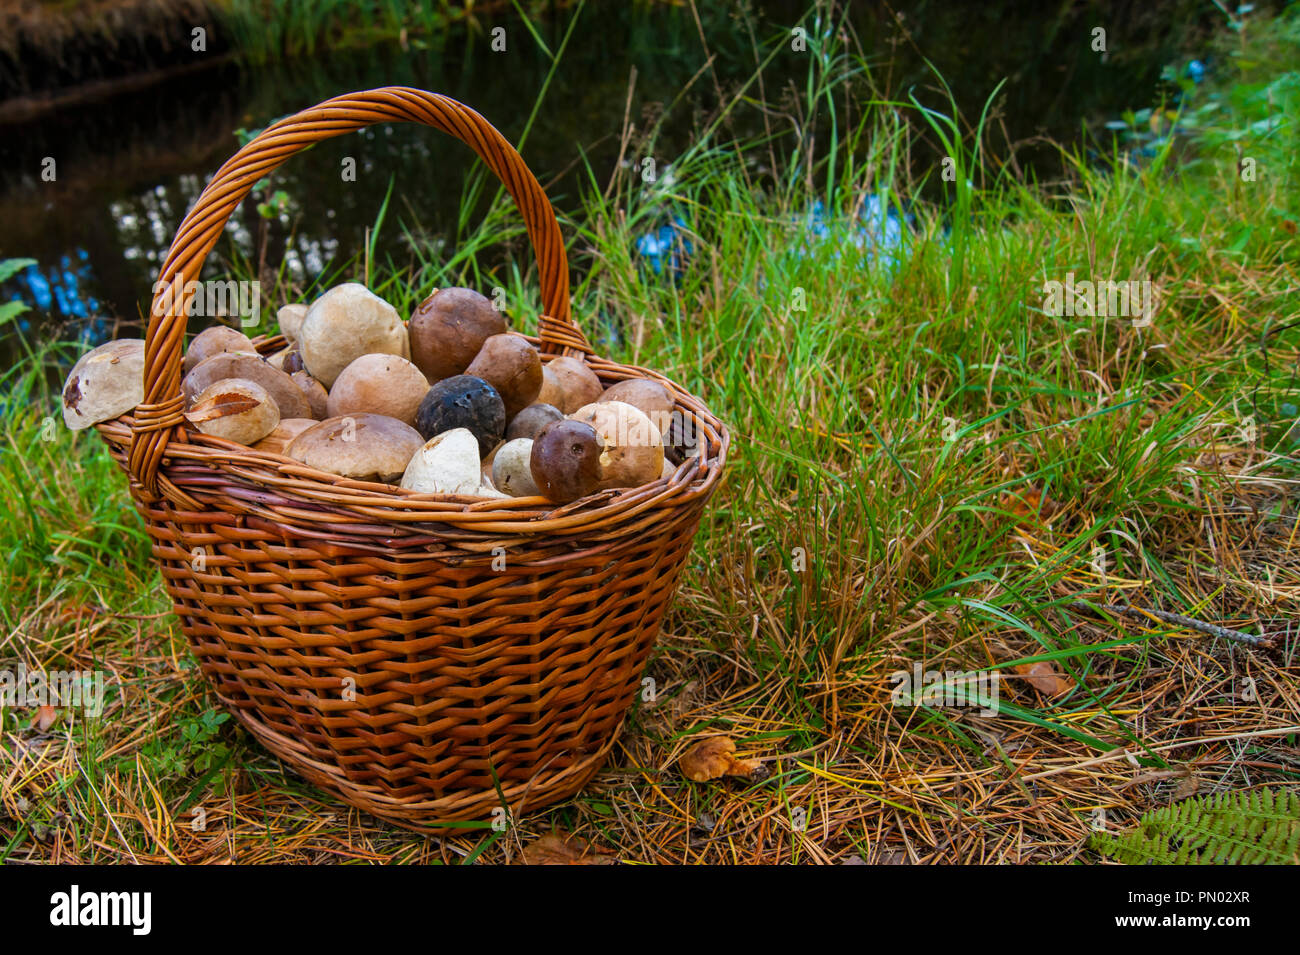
[[0, 0, 1215, 367]]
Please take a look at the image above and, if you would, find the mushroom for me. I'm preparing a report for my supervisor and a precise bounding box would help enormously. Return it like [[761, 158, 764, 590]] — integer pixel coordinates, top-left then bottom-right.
[[545, 356, 604, 414], [184, 377, 280, 446], [291, 370, 329, 419], [408, 287, 506, 383], [251, 418, 317, 455], [491, 438, 542, 497], [298, 283, 408, 388], [285, 413, 424, 484], [599, 378, 675, 437], [505, 402, 564, 442], [481, 439, 505, 486], [464, 333, 542, 419], [182, 325, 255, 375], [400, 428, 483, 496], [536, 365, 564, 408], [61, 339, 146, 430], [569, 400, 664, 490], [530, 419, 603, 503], [413, 374, 506, 457], [182, 352, 311, 419], [277, 304, 308, 344], [326, 353, 429, 427]]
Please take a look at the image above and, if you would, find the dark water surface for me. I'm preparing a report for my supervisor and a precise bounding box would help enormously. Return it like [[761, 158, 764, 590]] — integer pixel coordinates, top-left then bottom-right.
[[0, 0, 1217, 365]]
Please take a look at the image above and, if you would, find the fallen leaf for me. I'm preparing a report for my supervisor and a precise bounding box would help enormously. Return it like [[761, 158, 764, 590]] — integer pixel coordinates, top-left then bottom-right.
[[521, 831, 617, 865], [1014, 661, 1073, 697], [184, 391, 260, 425], [1001, 489, 1056, 527], [35, 705, 58, 731], [1172, 774, 1201, 802], [679, 736, 762, 782]]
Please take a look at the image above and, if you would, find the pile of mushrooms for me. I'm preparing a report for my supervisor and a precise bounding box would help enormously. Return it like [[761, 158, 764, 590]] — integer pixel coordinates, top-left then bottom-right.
[[61, 282, 692, 504]]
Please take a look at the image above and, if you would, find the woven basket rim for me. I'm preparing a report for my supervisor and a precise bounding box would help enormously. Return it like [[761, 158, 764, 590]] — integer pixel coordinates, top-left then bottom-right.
[[98, 332, 729, 536]]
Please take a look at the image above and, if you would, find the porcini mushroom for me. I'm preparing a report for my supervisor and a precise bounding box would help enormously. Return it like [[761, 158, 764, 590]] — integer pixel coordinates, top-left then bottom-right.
[[569, 400, 664, 490], [529, 419, 603, 503], [297, 283, 408, 388], [407, 287, 506, 383], [464, 333, 542, 419], [61, 339, 146, 430], [277, 304, 308, 344], [599, 378, 675, 437], [185, 377, 280, 446], [182, 352, 311, 419], [505, 402, 564, 442], [491, 438, 542, 497], [326, 353, 429, 427], [251, 418, 317, 455], [400, 428, 483, 496], [285, 413, 424, 484], [291, 370, 329, 419], [182, 325, 255, 375], [545, 356, 604, 414], [413, 374, 506, 457]]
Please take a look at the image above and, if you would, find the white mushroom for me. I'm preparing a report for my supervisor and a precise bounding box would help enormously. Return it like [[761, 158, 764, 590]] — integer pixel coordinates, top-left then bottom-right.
[[278, 304, 308, 344], [491, 438, 541, 497], [400, 428, 483, 495], [61, 339, 146, 430], [298, 283, 408, 388]]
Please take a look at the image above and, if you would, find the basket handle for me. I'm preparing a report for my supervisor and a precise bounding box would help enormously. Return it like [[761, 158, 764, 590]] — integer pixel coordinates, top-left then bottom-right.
[[128, 86, 590, 498]]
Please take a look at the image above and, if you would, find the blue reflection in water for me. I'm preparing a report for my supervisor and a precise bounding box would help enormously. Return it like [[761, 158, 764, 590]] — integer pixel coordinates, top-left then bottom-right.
[[8, 251, 108, 342]]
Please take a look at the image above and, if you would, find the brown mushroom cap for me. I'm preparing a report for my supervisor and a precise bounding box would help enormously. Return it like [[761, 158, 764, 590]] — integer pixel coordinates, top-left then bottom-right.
[[530, 419, 603, 503], [251, 418, 317, 455], [326, 353, 429, 426], [183, 325, 255, 375], [407, 287, 506, 383], [285, 413, 424, 484], [599, 378, 675, 436], [546, 356, 604, 414], [535, 365, 564, 408], [570, 400, 664, 490], [291, 370, 330, 419], [506, 402, 564, 442], [182, 352, 311, 419], [464, 333, 542, 419], [185, 377, 281, 446], [298, 283, 408, 388], [61, 339, 146, 430]]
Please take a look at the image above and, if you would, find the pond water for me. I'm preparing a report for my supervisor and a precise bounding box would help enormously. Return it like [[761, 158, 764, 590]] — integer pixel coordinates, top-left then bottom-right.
[[0, 0, 1213, 366]]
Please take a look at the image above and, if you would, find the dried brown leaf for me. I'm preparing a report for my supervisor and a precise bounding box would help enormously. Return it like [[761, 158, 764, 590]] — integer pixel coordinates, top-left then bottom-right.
[[35, 705, 57, 731], [521, 831, 617, 865], [184, 391, 260, 425], [1014, 661, 1073, 697]]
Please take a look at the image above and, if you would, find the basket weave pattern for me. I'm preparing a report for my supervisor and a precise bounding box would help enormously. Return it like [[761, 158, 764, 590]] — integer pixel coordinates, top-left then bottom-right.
[[94, 88, 727, 829]]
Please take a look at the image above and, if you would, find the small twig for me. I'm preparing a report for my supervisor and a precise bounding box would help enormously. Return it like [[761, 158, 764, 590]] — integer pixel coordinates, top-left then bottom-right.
[[1066, 601, 1274, 647]]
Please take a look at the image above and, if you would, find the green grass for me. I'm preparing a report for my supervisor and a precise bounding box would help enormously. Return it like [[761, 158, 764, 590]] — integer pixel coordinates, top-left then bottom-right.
[[2, 2, 1298, 863]]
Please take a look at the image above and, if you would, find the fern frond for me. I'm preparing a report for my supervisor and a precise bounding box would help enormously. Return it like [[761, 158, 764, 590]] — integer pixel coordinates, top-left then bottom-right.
[[1091, 787, 1300, 864]]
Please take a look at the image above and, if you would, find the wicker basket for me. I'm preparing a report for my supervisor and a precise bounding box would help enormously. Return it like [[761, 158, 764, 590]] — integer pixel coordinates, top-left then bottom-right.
[[93, 87, 728, 830]]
